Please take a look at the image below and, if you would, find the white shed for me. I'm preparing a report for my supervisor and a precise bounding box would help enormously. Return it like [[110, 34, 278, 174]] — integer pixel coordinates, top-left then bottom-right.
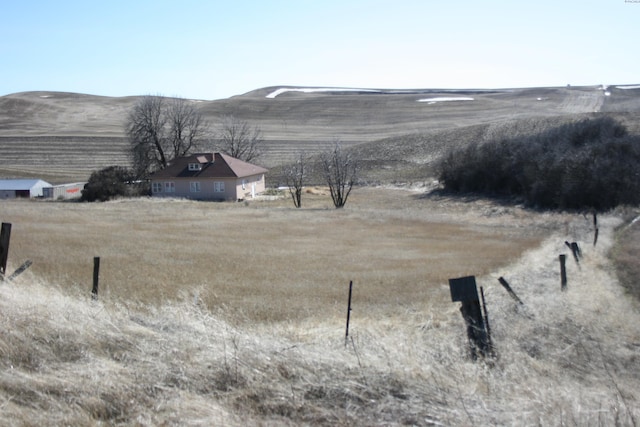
[[0, 179, 52, 199], [42, 182, 86, 200]]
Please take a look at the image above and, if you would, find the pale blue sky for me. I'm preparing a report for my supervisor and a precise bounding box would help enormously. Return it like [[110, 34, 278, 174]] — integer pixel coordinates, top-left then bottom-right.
[[1, 0, 638, 100]]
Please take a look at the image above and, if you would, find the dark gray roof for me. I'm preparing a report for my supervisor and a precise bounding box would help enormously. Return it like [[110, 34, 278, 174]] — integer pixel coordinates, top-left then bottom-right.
[[150, 153, 268, 179]]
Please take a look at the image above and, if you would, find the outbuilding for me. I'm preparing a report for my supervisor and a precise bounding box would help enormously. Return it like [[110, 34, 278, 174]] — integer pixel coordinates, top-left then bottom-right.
[[42, 182, 86, 200], [0, 179, 52, 199]]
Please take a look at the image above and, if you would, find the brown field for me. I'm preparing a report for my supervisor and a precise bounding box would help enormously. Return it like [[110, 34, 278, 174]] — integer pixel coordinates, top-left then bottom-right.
[[2, 187, 547, 324], [1, 86, 640, 425]]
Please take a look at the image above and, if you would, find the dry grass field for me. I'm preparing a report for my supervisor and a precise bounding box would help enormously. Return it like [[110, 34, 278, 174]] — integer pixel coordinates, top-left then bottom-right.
[[1, 85, 640, 425], [2, 188, 546, 323], [1, 188, 640, 425]]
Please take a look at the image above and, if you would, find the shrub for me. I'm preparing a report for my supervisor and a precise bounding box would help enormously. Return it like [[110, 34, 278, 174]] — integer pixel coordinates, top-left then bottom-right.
[[81, 166, 147, 202], [438, 116, 640, 210]]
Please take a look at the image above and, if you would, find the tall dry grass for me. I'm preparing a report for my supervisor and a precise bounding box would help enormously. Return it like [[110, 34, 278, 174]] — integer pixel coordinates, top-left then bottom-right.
[[0, 188, 639, 425], [612, 213, 640, 301]]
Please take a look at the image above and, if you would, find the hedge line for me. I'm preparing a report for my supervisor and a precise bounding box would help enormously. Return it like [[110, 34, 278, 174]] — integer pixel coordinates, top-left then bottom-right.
[[438, 116, 640, 210]]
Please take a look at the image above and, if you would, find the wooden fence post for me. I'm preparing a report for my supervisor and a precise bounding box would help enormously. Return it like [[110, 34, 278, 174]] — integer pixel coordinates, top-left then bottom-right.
[[449, 276, 491, 360], [565, 241, 581, 265], [498, 276, 524, 305], [7, 260, 32, 282], [559, 254, 567, 291], [0, 222, 12, 280], [345, 280, 353, 347], [92, 257, 100, 300], [479, 286, 494, 357]]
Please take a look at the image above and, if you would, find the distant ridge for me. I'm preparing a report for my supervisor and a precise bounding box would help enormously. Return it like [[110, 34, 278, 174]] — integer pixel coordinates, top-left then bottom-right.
[[1, 85, 639, 183]]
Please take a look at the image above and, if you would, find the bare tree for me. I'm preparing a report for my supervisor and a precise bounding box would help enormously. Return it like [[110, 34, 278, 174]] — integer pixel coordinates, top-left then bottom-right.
[[284, 152, 310, 208], [321, 141, 358, 208], [127, 95, 166, 177], [215, 115, 263, 162], [166, 97, 206, 161], [126, 95, 208, 177]]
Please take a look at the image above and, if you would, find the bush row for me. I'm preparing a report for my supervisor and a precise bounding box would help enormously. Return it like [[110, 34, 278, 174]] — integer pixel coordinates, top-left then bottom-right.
[[438, 116, 640, 210], [81, 166, 148, 202]]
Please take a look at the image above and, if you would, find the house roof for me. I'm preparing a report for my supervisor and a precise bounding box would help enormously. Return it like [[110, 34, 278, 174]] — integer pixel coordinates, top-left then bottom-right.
[[0, 179, 52, 190], [149, 153, 268, 180]]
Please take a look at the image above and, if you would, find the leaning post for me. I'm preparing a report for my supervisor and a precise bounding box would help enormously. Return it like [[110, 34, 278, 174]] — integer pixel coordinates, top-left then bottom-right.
[[7, 260, 32, 282], [497, 276, 524, 305], [345, 280, 353, 347]]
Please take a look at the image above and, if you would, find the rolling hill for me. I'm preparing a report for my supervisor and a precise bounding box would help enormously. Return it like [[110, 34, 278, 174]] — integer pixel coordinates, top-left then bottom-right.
[[2, 86, 640, 425], [1, 85, 639, 184]]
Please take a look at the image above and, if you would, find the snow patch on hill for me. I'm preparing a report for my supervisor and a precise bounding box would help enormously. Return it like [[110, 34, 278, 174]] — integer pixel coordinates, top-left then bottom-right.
[[266, 87, 381, 98], [417, 97, 474, 104]]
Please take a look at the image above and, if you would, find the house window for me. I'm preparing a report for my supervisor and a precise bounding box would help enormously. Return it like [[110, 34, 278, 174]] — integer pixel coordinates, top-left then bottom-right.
[[188, 163, 202, 171], [152, 182, 163, 193], [214, 181, 225, 192], [164, 182, 175, 193], [190, 182, 201, 193]]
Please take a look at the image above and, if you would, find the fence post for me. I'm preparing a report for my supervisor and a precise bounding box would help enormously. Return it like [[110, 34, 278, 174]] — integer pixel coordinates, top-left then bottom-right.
[[498, 276, 524, 305], [7, 260, 32, 282], [479, 286, 494, 357], [0, 222, 12, 280], [559, 254, 567, 291], [449, 276, 491, 360], [565, 241, 581, 265], [92, 257, 100, 300], [345, 280, 353, 347]]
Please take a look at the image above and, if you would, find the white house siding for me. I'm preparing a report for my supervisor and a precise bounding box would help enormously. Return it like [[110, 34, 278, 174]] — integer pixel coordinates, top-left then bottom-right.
[[151, 178, 237, 200], [190, 178, 235, 200], [235, 174, 266, 200]]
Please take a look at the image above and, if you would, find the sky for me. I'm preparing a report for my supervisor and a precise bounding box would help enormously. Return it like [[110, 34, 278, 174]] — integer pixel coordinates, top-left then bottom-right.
[[1, 0, 638, 100]]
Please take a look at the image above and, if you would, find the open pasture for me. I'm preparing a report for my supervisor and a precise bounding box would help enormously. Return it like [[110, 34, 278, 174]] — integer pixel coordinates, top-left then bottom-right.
[[2, 187, 546, 324]]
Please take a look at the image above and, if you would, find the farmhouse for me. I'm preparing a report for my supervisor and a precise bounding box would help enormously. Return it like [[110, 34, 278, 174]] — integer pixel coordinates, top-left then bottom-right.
[[149, 152, 268, 201], [0, 179, 52, 199]]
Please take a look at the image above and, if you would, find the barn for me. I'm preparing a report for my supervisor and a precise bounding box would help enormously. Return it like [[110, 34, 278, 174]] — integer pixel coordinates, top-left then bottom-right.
[[0, 179, 52, 199]]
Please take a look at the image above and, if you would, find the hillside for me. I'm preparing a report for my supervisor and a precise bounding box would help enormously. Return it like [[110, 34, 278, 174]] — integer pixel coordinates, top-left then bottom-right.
[[1, 85, 640, 183]]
